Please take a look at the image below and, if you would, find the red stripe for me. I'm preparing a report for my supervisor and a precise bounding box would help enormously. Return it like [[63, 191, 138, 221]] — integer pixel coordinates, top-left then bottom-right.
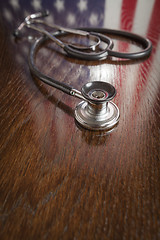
[[135, 0, 160, 104], [115, 0, 137, 94], [120, 0, 137, 31], [118, 0, 137, 53]]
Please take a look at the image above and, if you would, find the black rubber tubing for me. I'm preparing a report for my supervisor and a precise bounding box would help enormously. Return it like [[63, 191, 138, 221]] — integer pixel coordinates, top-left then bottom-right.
[[29, 28, 152, 95], [29, 30, 114, 94], [65, 27, 152, 60]]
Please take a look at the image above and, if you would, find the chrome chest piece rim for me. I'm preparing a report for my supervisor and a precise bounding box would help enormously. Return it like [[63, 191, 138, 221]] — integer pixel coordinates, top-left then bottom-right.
[[75, 81, 120, 130]]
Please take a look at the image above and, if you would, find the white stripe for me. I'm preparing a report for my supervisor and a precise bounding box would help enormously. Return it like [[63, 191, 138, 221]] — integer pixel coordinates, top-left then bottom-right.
[[92, 0, 123, 87], [103, 0, 123, 29], [144, 38, 160, 113], [122, 0, 156, 107], [132, 0, 155, 36]]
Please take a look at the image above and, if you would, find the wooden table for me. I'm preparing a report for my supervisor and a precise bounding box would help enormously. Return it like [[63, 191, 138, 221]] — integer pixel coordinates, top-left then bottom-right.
[[0, 1, 160, 239]]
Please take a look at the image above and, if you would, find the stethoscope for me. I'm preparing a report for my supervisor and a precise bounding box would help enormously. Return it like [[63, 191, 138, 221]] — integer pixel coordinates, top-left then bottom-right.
[[14, 11, 152, 131]]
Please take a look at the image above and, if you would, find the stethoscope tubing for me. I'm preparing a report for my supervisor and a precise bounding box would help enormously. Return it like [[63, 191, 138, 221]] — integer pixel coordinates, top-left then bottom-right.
[[52, 30, 114, 60], [29, 27, 152, 96], [29, 35, 73, 95], [66, 27, 152, 60]]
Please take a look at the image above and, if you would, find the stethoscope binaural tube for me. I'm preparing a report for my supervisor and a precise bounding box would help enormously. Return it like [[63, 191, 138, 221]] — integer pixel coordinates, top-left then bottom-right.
[[88, 28, 152, 59], [14, 10, 152, 61], [65, 28, 152, 60], [27, 27, 152, 61]]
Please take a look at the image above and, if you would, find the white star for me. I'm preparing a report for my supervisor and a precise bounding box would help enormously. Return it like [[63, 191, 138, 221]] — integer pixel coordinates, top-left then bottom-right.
[[31, 0, 42, 11], [3, 8, 13, 22], [77, 0, 87, 12], [67, 13, 76, 25], [9, 0, 20, 10], [89, 13, 99, 26], [24, 10, 30, 18], [54, 0, 65, 12], [46, 14, 54, 24]]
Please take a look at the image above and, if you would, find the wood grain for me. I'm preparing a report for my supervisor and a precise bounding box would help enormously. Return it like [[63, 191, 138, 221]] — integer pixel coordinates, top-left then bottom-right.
[[0, 1, 160, 240]]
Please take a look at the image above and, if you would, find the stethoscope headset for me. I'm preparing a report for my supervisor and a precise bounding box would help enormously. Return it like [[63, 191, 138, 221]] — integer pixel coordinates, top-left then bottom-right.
[[14, 11, 152, 131]]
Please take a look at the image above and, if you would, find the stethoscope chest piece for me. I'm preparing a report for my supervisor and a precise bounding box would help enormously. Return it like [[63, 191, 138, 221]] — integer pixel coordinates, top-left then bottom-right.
[[75, 81, 120, 130]]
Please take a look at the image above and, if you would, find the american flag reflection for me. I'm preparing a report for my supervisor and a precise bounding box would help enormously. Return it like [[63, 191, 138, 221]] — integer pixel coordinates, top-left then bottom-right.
[[1, 0, 160, 149]]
